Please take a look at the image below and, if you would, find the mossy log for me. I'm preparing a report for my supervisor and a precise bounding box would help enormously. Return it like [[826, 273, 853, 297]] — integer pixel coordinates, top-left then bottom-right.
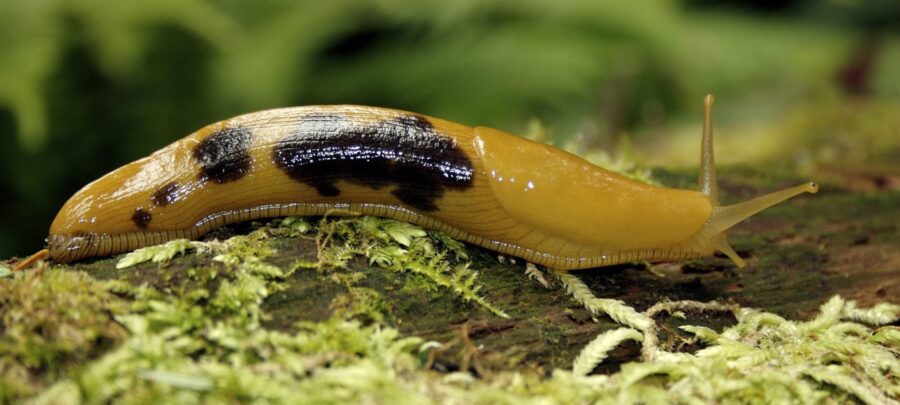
[[20, 167, 900, 376]]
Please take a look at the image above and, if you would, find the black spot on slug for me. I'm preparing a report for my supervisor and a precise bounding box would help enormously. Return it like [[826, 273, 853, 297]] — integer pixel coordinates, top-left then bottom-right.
[[272, 113, 474, 211], [150, 181, 182, 206], [132, 208, 152, 229], [193, 126, 253, 184], [395, 114, 434, 133]]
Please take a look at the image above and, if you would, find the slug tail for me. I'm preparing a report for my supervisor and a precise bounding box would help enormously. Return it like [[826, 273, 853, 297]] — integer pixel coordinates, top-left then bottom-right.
[[695, 94, 818, 267]]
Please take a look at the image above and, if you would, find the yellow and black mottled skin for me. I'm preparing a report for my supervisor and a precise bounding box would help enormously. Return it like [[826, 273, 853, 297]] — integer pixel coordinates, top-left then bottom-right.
[[49, 98, 817, 269]]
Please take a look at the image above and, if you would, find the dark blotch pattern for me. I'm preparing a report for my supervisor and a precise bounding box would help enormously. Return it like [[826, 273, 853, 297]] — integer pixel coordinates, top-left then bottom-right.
[[395, 114, 434, 133], [272, 113, 474, 211], [193, 126, 253, 183], [150, 181, 181, 206], [132, 208, 152, 229]]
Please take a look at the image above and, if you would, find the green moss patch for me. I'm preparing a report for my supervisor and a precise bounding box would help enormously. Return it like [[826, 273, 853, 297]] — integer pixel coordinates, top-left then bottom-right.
[[2, 215, 897, 403]]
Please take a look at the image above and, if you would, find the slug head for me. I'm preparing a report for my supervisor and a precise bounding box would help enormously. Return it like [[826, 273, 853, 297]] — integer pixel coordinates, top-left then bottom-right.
[[48, 139, 203, 263]]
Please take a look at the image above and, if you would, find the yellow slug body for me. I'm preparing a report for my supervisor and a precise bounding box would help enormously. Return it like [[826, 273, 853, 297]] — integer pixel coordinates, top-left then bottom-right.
[[48, 96, 817, 269], [475, 127, 712, 251]]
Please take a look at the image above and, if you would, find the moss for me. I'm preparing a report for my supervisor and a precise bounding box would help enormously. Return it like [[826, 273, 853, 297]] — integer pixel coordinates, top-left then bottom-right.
[[4, 167, 899, 402], [329, 287, 391, 323], [116, 239, 196, 269], [4, 218, 899, 403], [0, 269, 128, 400], [554, 276, 900, 404], [296, 215, 509, 319]]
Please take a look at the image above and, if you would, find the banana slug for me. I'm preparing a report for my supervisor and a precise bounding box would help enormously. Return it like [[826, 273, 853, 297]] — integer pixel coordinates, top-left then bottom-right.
[[48, 95, 817, 269]]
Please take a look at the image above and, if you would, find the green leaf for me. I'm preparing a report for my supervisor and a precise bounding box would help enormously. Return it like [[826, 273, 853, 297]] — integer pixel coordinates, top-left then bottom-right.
[[116, 239, 195, 269], [139, 370, 213, 391], [381, 221, 427, 247], [572, 327, 643, 376], [679, 325, 719, 343]]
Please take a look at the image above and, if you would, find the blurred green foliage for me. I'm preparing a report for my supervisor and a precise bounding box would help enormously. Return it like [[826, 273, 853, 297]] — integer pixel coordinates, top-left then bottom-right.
[[1, 0, 898, 257]]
